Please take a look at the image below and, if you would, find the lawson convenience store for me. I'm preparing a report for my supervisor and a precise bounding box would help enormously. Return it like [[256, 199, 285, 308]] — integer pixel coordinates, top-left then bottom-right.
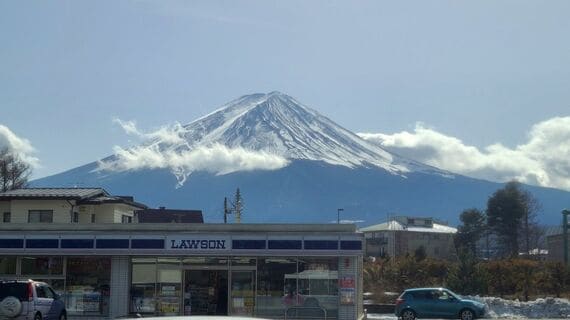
[[0, 223, 364, 319]]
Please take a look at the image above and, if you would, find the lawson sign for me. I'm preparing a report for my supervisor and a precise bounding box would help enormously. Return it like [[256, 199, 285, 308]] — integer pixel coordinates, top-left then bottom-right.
[[167, 236, 230, 251]]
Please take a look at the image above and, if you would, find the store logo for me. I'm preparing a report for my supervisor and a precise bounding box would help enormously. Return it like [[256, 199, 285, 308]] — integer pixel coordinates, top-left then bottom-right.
[[169, 239, 226, 250]]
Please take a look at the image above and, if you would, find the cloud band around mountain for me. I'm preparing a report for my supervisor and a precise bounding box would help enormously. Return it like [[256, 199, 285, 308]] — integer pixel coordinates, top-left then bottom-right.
[[359, 116, 570, 191], [98, 119, 290, 185], [0, 124, 39, 168]]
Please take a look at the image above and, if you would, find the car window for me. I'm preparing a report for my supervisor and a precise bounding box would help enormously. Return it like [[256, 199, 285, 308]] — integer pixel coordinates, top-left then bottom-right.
[[438, 290, 452, 300], [43, 286, 55, 299], [411, 291, 429, 300], [35, 285, 47, 298], [47, 287, 58, 299], [0, 283, 28, 301]]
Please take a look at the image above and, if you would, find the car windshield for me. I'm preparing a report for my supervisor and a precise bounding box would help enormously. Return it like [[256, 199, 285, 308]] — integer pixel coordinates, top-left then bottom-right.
[[444, 289, 461, 300]]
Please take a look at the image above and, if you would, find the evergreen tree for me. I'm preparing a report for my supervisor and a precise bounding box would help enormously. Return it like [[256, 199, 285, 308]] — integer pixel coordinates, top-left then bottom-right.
[[487, 181, 535, 258], [455, 208, 486, 257]]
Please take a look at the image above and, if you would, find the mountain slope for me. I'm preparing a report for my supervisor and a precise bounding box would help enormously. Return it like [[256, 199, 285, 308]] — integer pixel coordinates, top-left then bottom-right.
[[33, 92, 570, 226]]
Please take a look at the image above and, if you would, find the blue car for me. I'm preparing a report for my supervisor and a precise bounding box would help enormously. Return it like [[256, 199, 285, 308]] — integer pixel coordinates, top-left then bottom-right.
[[395, 288, 486, 320]]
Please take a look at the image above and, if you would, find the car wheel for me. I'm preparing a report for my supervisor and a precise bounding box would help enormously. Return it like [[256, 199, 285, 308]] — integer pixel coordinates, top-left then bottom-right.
[[401, 309, 416, 320], [59, 312, 67, 320], [460, 309, 475, 320], [0, 296, 23, 318], [34, 312, 42, 320]]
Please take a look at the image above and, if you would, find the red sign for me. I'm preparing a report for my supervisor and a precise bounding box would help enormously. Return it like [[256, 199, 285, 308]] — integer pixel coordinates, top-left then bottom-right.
[[339, 276, 355, 289]]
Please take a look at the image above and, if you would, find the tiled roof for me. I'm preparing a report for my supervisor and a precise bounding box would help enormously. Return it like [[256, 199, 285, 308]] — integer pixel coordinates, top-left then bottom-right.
[[0, 188, 107, 200], [136, 208, 203, 223], [79, 195, 148, 209]]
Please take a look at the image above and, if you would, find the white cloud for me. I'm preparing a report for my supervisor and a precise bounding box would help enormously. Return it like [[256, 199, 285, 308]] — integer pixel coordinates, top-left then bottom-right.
[[99, 119, 289, 186], [359, 117, 570, 191], [0, 124, 40, 168]]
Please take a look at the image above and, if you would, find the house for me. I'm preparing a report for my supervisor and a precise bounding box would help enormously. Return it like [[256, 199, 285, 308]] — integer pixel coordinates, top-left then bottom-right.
[[0, 188, 147, 224], [360, 216, 457, 260]]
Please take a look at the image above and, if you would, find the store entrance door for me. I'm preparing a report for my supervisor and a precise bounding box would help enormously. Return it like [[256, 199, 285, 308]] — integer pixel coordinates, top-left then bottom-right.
[[230, 270, 256, 316], [183, 270, 228, 316]]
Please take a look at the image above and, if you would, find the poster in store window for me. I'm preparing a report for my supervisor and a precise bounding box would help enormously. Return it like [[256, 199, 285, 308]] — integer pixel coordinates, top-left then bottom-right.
[[339, 276, 355, 305]]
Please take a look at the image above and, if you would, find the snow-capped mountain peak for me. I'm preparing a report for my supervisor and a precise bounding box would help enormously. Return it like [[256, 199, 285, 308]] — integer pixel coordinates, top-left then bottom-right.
[[99, 92, 450, 185], [179, 91, 430, 173]]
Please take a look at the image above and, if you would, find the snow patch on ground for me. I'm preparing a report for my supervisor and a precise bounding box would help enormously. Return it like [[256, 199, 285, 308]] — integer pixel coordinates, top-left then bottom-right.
[[466, 296, 570, 319]]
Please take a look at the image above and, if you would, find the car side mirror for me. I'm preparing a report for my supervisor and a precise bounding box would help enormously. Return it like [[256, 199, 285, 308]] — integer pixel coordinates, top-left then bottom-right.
[[54, 293, 61, 300]]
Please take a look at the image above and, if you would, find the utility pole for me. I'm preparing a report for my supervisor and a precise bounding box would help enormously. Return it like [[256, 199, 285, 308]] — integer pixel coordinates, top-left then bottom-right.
[[223, 197, 231, 224], [337, 208, 344, 224], [563, 209, 570, 265]]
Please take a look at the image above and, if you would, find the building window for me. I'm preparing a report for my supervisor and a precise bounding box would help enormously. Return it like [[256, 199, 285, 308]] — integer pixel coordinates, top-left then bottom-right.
[[21, 256, 63, 275], [3, 212, 10, 223], [131, 258, 157, 314], [297, 257, 339, 317], [407, 218, 415, 225], [122, 215, 132, 223], [28, 210, 53, 223], [91, 214, 96, 223], [66, 257, 111, 316], [256, 257, 298, 317], [73, 212, 79, 223], [0, 257, 16, 274]]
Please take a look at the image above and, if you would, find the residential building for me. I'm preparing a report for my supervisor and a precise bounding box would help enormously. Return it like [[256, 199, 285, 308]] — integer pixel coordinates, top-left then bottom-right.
[[0, 188, 147, 224], [360, 216, 457, 260]]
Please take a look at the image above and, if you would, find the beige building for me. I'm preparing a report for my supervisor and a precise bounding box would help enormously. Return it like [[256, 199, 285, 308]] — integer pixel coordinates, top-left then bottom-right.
[[0, 188, 147, 224], [360, 216, 457, 260]]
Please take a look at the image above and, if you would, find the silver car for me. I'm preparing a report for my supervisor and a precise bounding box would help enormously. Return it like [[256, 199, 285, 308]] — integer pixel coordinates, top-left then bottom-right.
[[0, 280, 67, 320]]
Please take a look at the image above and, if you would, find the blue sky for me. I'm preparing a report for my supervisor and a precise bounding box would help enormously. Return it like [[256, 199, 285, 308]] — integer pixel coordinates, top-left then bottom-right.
[[1, 1, 570, 186]]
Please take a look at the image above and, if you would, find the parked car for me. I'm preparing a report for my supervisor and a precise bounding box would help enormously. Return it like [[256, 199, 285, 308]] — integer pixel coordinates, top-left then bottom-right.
[[0, 280, 67, 320], [395, 288, 486, 320]]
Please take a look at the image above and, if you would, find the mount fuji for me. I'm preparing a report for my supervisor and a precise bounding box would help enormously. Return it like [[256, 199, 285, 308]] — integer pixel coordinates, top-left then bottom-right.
[[33, 92, 570, 225]]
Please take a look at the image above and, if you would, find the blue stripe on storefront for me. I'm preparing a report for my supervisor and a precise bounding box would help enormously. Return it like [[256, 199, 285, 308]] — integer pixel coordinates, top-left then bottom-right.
[[304, 240, 338, 250], [131, 239, 164, 249], [0, 239, 24, 248], [268, 240, 302, 250], [96, 239, 130, 249], [340, 240, 362, 250], [61, 239, 94, 249], [26, 239, 59, 248], [232, 239, 266, 249]]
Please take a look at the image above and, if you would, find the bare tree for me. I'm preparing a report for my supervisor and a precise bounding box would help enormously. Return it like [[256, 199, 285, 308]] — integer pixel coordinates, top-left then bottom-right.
[[0, 147, 31, 192]]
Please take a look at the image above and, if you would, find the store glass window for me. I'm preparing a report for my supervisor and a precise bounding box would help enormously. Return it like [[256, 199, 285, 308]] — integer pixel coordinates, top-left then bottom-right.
[[157, 258, 181, 316], [131, 258, 157, 314], [298, 258, 339, 318], [182, 257, 228, 267], [66, 257, 111, 316], [256, 257, 298, 318], [3, 212, 10, 223], [21, 257, 63, 275], [0, 257, 16, 275]]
